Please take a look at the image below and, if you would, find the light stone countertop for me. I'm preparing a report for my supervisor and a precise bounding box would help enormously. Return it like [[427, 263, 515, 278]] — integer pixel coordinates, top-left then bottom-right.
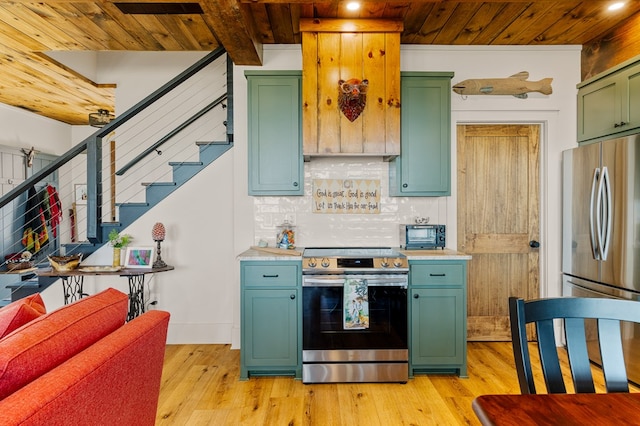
[[237, 247, 303, 261], [237, 247, 471, 261]]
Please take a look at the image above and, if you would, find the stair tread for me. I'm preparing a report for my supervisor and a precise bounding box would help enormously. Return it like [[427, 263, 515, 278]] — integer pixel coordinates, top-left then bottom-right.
[[168, 161, 203, 166], [196, 141, 230, 146], [142, 182, 177, 186], [116, 202, 149, 207]]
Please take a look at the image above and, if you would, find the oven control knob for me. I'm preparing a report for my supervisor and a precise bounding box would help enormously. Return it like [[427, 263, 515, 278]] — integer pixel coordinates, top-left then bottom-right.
[[381, 257, 389, 268], [307, 257, 317, 268], [321, 258, 330, 268], [393, 258, 404, 268]]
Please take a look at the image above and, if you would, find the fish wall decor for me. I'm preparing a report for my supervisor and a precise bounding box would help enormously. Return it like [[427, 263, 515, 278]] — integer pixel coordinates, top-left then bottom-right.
[[452, 71, 553, 99], [338, 78, 368, 122]]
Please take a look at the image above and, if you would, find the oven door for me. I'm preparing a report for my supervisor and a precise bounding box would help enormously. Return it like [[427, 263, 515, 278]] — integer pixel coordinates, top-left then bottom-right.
[[302, 274, 408, 352]]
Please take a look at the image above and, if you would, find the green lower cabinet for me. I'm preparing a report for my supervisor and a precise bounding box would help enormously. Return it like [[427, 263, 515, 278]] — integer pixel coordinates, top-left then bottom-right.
[[240, 261, 301, 380], [409, 260, 468, 378]]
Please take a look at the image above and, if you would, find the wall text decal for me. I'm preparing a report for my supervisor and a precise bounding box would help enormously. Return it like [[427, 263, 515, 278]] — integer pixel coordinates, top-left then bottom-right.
[[313, 179, 380, 214]]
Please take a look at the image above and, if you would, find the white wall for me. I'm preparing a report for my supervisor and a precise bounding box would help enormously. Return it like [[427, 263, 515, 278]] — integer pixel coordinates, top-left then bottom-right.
[[8, 46, 581, 346], [0, 103, 71, 155]]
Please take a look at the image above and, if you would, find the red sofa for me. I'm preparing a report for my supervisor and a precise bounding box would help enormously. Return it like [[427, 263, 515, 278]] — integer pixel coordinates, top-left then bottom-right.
[[0, 288, 170, 425]]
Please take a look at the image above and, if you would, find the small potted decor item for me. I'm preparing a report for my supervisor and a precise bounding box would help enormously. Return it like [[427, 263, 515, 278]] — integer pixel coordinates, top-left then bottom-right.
[[7, 251, 34, 271], [108, 229, 132, 267], [48, 254, 83, 271]]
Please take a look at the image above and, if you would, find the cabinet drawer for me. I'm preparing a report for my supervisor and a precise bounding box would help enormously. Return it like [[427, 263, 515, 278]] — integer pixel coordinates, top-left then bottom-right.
[[243, 264, 299, 287], [411, 263, 464, 286]]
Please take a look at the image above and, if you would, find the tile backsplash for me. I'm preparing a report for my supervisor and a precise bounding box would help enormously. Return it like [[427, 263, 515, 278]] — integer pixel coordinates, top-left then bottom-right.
[[253, 158, 449, 248]]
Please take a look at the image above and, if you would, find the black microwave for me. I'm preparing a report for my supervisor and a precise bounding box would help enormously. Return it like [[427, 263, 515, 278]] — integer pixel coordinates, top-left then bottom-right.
[[400, 224, 445, 249]]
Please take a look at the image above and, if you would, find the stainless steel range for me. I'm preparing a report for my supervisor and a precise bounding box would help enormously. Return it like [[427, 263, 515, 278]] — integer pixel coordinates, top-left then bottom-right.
[[302, 247, 409, 383]]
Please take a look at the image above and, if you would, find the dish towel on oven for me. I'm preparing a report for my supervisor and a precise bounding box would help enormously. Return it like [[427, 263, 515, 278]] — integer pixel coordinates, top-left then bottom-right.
[[344, 278, 369, 329]]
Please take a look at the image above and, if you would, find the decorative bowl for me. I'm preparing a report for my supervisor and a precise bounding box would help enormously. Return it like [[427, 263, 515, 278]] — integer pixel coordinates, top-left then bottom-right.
[[6, 260, 33, 271], [48, 254, 83, 271]]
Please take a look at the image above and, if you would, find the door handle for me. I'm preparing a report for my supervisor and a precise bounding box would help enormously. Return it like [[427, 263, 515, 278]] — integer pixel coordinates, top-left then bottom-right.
[[529, 240, 540, 248], [601, 166, 612, 261], [589, 168, 599, 259]]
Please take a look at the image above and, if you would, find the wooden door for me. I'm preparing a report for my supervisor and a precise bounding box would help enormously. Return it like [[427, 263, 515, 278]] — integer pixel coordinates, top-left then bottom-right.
[[457, 124, 540, 341]]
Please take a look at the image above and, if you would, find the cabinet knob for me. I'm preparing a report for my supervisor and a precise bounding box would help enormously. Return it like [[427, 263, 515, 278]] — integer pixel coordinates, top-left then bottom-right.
[[614, 121, 628, 128], [413, 294, 419, 299], [293, 182, 299, 187], [290, 294, 296, 300], [402, 183, 408, 188], [529, 240, 540, 248]]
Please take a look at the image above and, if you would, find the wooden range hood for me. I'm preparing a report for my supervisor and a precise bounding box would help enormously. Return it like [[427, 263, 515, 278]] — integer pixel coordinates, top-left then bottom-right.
[[301, 19, 402, 160]]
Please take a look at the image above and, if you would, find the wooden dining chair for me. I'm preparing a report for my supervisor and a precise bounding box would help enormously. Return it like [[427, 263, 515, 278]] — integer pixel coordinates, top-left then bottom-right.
[[509, 296, 640, 394]]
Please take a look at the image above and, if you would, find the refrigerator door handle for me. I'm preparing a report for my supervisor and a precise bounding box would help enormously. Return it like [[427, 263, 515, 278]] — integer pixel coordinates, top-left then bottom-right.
[[596, 166, 605, 260], [601, 166, 612, 261], [590, 167, 600, 260]]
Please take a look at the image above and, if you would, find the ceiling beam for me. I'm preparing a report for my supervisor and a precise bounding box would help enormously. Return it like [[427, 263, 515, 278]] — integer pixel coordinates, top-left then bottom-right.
[[202, 0, 263, 65]]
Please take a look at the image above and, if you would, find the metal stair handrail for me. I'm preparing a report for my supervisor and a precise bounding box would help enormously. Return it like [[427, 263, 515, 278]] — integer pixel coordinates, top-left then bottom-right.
[[116, 93, 227, 177]]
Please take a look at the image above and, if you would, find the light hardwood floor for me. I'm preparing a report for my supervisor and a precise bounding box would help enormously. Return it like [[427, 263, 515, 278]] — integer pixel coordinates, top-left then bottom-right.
[[155, 342, 635, 425]]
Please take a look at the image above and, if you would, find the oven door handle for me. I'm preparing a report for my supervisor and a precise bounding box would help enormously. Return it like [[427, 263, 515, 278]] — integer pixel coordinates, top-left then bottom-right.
[[303, 276, 408, 287]]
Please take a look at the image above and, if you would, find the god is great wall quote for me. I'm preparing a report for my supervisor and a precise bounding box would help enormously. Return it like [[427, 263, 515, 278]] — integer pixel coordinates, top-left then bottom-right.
[[313, 179, 380, 214]]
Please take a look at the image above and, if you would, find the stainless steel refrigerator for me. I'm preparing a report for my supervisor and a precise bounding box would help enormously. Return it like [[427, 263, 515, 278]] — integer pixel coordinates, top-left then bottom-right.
[[562, 134, 640, 385]]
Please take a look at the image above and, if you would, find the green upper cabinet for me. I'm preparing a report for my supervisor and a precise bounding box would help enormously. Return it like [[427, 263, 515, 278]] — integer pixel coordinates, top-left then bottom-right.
[[578, 60, 640, 142], [246, 71, 303, 195], [390, 72, 454, 197]]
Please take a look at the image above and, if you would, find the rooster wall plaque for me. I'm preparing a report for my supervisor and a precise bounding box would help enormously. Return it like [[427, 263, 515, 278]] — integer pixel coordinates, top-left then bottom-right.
[[338, 78, 368, 122]]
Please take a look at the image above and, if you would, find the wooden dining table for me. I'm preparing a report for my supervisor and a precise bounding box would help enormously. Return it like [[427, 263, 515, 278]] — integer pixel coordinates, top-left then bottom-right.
[[473, 392, 640, 426]]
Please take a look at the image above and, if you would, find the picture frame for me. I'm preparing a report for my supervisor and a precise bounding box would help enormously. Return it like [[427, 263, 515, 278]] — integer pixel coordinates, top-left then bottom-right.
[[74, 184, 87, 205], [124, 246, 154, 269]]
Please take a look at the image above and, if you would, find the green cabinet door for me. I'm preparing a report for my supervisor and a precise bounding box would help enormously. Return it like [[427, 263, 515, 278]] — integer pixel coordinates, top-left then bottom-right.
[[246, 72, 303, 195], [241, 288, 298, 377], [411, 287, 464, 367], [621, 65, 640, 133], [578, 75, 621, 142], [390, 72, 453, 196]]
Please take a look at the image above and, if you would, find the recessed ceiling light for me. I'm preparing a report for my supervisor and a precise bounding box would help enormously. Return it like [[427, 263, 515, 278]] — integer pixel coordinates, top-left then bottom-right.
[[608, 2, 625, 11], [346, 2, 360, 11]]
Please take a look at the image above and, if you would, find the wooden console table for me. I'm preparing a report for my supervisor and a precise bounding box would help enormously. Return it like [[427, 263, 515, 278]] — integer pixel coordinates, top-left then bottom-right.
[[37, 265, 174, 320]]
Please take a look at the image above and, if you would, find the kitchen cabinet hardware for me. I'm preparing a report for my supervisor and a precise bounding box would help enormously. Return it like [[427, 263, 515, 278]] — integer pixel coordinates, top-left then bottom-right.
[[614, 121, 628, 128], [263, 274, 279, 278], [413, 294, 419, 298], [429, 273, 446, 277], [529, 240, 540, 248], [290, 294, 295, 299]]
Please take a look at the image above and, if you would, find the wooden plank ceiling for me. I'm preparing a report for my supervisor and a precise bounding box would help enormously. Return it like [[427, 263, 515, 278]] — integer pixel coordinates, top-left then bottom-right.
[[2, 1, 640, 125]]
